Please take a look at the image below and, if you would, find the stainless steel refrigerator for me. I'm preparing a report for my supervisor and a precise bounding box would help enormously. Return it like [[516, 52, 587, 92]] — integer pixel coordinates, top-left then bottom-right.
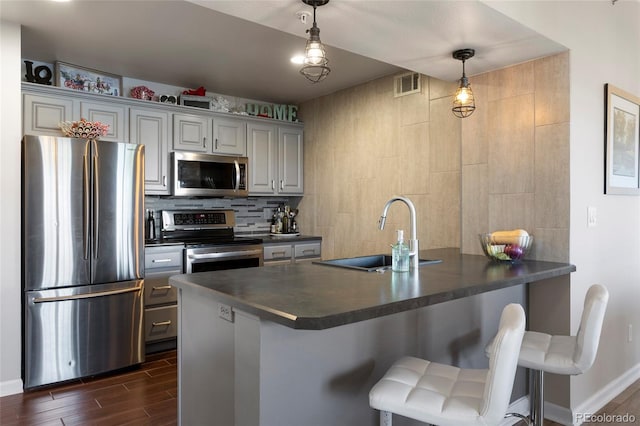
[[22, 135, 145, 389]]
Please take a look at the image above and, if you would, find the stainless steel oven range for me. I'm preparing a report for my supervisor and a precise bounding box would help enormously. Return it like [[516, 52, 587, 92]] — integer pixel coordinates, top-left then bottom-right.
[[160, 209, 263, 273]]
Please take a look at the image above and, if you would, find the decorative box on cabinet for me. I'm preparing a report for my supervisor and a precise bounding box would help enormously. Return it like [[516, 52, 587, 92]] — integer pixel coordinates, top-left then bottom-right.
[[263, 239, 321, 266], [247, 122, 303, 195], [130, 108, 170, 194], [144, 245, 182, 353]]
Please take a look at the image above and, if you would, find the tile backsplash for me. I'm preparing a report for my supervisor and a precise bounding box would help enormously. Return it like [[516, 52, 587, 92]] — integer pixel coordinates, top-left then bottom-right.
[[145, 196, 299, 236]]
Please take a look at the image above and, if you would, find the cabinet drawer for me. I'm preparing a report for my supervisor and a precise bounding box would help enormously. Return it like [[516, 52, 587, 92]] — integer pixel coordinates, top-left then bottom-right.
[[145, 248, 183, 269], [144, 276, 178, 306], [145, 305, 178, 342], [294, 242, 321, 259], [264, 244, 293, 261]]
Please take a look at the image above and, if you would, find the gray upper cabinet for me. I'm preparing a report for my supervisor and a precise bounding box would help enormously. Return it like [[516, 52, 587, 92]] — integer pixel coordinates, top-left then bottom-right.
[[80, 101, 128, 142], [212, 116, 246, 156], [247, 122, 303, 195], [172, 113, 211, 152], [130, 107, 170, 194], [247, 122, 276, 194], [278, 126, 303, 195], [23, 92, 76, 136], [173, 113, 246, 156]]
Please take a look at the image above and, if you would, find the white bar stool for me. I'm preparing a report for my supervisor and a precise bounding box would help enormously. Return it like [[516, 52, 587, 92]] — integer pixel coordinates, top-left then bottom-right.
[[369, 303, 526, 426], [516, 284, 609, 426]]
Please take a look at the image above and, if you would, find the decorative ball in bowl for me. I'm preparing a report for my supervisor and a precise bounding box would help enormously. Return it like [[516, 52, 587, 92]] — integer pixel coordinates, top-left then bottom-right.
[[479, 230, 532, 262]]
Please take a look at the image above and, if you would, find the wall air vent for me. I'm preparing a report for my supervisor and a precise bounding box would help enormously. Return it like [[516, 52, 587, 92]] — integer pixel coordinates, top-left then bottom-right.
[[394, 72, 421, 97]]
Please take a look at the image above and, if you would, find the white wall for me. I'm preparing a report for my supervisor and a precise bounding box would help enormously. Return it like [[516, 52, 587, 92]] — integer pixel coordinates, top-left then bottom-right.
[[485, 0, 640, 418], [0, 20, 24, 396]]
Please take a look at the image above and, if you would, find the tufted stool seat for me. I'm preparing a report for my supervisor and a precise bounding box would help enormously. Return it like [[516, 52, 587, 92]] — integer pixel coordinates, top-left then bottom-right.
[[370, 303, 525, 426]]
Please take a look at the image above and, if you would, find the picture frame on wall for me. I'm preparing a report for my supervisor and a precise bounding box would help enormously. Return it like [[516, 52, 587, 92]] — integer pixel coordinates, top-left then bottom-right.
[[55, 61, 122, 96], [605, 83, 640, 195]]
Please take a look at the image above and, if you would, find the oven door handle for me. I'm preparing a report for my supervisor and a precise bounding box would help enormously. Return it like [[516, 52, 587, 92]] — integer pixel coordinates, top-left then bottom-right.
[[187, 249, 263, 261]]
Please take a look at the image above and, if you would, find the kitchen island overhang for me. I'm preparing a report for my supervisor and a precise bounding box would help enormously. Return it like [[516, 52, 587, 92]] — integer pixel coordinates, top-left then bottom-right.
[[170, 248, 576, 330], [170, 248, 575, 426]]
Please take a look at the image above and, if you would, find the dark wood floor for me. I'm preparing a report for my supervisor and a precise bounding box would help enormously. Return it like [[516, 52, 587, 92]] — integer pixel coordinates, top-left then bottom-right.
[[1, 350, 639, 425], [0, 350, 177, 426]]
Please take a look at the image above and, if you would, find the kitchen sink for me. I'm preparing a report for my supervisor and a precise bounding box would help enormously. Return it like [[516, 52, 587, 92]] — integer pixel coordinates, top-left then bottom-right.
[[313, 254, 441, 272]]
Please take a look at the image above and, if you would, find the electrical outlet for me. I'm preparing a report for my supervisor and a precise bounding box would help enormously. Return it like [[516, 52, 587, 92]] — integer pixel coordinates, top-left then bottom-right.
[[587, 206, 597, 227], [629, 324, 633, 343], [218, 303, 234, 322]]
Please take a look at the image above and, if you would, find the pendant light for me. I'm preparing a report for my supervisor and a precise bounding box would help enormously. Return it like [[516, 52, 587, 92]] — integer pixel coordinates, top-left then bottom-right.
[[300, 0, 330, 83], [451, 49, 476, 118]]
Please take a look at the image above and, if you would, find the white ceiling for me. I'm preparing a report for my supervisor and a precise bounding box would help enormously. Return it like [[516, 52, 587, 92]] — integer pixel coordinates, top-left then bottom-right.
[[1, 0, 566, 104]]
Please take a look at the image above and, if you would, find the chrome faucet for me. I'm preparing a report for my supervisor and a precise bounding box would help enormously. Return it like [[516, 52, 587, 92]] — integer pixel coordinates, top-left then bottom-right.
[[378, 196, 419, 269]]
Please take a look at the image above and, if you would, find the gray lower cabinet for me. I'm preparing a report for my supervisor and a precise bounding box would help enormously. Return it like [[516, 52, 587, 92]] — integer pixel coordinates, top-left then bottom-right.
[[263, 240, 321, 266], [144, 245, 183, 353]]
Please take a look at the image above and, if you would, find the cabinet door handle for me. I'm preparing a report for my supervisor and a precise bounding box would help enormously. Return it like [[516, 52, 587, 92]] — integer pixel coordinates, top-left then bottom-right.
[[272, 251, 287, 257], [215, 138, 219, 150], [203, 137, 207, 148], [302, 249, 316, 255], [162, 175, 166, 186], [151, 320, 172, 327], [280, 180, 284, 191], [152, 285, 173, 291], [152, 258, 172, 263], [271, 180, 275, 190]]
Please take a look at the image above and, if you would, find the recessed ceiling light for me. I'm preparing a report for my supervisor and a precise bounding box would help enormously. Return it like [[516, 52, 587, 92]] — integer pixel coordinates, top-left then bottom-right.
[[290, 55, 305, 65]]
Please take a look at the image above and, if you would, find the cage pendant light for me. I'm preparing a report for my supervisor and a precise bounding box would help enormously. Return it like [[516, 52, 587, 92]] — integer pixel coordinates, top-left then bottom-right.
[[300, 0, 330, 83], [452, 49, 476, 118]]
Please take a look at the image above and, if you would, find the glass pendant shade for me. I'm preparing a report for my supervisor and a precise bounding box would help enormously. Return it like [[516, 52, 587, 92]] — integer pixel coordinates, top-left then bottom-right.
[[452, 77, 475, 118]]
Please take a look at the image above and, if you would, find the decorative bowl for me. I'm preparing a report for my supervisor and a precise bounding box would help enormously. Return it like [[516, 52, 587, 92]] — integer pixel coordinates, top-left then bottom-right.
[[479, 233, 533, 262], [59, 118, 109, 140]]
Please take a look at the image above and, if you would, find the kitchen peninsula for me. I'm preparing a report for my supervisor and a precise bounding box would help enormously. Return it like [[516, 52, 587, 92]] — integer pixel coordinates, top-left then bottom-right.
[[170, 248, 575, 425]]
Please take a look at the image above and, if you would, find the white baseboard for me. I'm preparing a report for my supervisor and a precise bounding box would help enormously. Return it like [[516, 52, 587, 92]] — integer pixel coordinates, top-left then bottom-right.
[[500, 395, 530, 426], [545, 401, 573, 425], [572, 362, 640, 425], [0, 379, 23, 397]]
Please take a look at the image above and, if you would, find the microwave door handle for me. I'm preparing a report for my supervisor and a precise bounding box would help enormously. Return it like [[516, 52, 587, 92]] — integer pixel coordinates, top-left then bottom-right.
[[234, 160, 240, 191]]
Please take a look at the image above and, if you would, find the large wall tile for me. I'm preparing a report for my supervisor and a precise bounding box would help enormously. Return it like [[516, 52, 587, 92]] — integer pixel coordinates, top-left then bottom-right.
[[535, 123, 570, 229], [462, 73, 489, 166], [429, 76, 458, 100], [534, 51, 570, 126], [426, 172, 461, 249], [488, 193, 535, 234], [430, 97, 461, 173], [487, 61, 534, 101], [400, 122, 430, 195], [461, 164, 489, 254], [488, 94, 535, 194]]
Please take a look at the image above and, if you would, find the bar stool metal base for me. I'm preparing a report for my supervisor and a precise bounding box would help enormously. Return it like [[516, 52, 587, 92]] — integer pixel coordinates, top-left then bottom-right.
[[530, 368, 544, 426]]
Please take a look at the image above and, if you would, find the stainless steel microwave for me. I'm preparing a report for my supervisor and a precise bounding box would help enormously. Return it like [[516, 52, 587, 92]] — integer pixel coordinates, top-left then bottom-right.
[[171, 152, 248, 197]]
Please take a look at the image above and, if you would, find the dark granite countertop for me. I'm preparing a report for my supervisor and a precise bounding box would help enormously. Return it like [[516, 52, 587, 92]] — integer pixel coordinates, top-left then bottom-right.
[[259, 234, 322, 244], [169, 248, 575, 330]]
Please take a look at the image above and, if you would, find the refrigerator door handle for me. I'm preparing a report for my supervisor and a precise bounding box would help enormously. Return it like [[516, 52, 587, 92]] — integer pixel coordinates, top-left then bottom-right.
[[83, 152, 90, 260], [32, 284, 142, 304], [92, 147, 99, 258]]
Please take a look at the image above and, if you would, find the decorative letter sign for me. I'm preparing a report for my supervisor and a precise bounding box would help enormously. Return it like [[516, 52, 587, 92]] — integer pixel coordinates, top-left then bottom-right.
[[246, 103, 298, 122]]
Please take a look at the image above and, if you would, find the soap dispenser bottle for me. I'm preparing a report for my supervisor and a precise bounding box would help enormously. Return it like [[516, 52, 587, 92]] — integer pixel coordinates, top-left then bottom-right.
[[392, 230, 410, 272]]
